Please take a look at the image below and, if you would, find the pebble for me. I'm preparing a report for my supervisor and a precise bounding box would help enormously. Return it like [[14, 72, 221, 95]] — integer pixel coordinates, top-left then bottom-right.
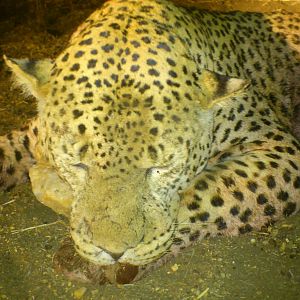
[[73, 287, 87, 299], [171, 263, 179, 272]]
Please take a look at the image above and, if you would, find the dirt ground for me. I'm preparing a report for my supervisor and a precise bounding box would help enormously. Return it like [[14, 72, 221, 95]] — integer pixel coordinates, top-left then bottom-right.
[[0, 1, 300, 299]]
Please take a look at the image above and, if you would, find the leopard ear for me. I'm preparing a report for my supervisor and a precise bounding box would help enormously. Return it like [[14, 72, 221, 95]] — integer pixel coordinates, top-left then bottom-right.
[[3, 55, 53, 99], [199, 70, 250, 109]]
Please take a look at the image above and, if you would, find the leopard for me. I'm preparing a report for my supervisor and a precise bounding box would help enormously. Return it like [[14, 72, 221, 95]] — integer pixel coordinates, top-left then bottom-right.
[[1, 0, 300, 283]]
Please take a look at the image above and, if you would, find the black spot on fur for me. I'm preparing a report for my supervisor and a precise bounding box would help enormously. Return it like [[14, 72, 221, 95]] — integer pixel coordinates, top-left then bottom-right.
[[78, 124, 86, 134], [266, 175, 276, 189], [157, 42, 171, 52], [130, 65, 140, 72], [233, 190, 244, 201], [14, 150, 22, 161], [70, 64, 80, 72], [198, 212, 209, 222], [277, 190, 289, 201], [288, 160, 298, 170], [100, 31, 110, 38], [148, 145, 158, 160], [195, 180, 208, 191], [264, 204, 276, 216], [61, 53, 69, 62], [149, 128, 158, 136], [188, 202, 199, 210], [148, 68, 160, 77], [230, 206, 240, 216], [257, 194, 268, 205], [102, 44, 114, 53], [153, 113, 164, 121], [211, 196, 224, 207], [64, 74, 75, 81], [75, 51, 85, 58], [239, 224, 253, 234], [23, 135, 30, 151], [88, 59, 97, 68], [33, 127, 38, 136], [234, 169, 248, 178], [79, 38, 93, 46], [283, 202, 296, 216], [77, 76, 88, 84], [294, 176, 300, 188], [215, 217, 227, 230], [147, 59, 157, 66], [247, 181, 258, 193], [255, 161, 266, 170], [270, 161, 279, 168], [222, 176, 235, 188], [6, 165, 15, 175], [240, 208, 252, 223], [282, 169, 291, 183], [73, 110, 84, 119]]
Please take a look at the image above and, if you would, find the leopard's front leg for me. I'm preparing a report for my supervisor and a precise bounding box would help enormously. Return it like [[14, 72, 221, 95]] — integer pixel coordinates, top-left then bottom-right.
[[173, 139, 300, 250]]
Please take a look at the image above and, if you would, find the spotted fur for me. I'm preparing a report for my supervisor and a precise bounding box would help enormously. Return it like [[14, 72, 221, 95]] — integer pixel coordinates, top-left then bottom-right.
[[1, 0, 300, 273]]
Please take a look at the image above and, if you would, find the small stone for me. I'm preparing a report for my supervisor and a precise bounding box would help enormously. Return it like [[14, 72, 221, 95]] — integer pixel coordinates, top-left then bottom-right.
[[271, 229, 278, 237], [281, 224, 292, 228], [171, 263, 179, 272], [73, 287, 87, 299], [280, 242, 286, 253]]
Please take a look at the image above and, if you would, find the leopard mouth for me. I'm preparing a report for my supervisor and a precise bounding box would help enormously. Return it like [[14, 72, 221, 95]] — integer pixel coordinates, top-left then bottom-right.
[[118, 228, 175, 265], [71, 230, 116, 266], [70, 222, 176, 266]]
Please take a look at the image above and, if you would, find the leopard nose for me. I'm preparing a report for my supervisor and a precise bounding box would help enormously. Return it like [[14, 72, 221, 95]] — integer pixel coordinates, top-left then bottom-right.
[[107, 251, 124, 260]]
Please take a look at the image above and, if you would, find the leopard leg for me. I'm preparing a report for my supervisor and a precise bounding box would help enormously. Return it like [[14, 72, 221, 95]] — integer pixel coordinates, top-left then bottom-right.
[[0, 118, 38, 191], [172, 139, 300, 251]]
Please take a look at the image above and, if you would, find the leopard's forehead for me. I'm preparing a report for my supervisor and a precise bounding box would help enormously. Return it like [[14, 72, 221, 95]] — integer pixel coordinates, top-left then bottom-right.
[[47, 7, 196, 112], [40, 0, 209, 169]]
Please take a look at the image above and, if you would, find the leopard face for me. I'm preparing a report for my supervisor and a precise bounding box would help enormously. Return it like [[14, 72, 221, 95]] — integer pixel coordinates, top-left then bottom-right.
[[18, 0, 245, 265], [49, 39, 234, 265], [4, 0, 211, 265]]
